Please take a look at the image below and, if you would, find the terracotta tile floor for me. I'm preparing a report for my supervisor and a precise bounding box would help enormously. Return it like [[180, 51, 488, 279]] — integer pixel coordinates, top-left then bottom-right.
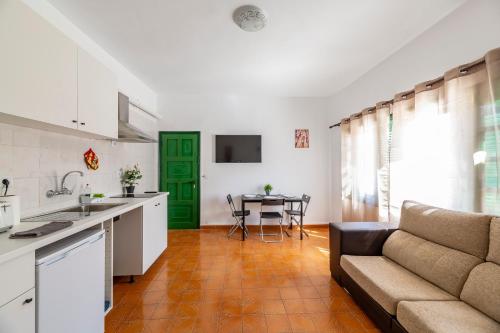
[[105, 226, 380, 333]]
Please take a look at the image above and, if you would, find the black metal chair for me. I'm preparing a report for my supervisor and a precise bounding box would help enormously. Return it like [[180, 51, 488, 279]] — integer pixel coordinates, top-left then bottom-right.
[[284, 194, 311, 238], [226, 194, 250, 238], [259, 198, 285, 243]]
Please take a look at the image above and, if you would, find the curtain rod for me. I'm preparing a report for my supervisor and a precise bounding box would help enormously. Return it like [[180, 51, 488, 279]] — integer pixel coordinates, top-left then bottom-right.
[[329, 122, 341, 129]]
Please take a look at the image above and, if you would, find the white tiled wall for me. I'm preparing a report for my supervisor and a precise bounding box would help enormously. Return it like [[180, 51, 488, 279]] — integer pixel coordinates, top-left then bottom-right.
[[0, 123, 158, 217]]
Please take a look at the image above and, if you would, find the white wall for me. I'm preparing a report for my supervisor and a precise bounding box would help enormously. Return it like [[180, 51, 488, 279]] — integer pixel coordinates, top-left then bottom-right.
[[159, 95, 330, 225], [22, 0, 158, 115], [0, 123, 158, 217], [328, 0, 500, 221]]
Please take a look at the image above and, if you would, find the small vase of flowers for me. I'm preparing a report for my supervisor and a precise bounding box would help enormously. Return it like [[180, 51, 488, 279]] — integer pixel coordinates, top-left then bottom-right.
[[121, 164, 143, 194]]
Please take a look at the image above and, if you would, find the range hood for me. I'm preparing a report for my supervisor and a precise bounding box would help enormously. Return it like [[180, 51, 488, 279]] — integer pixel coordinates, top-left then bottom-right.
[[117, 92, 157, 143]]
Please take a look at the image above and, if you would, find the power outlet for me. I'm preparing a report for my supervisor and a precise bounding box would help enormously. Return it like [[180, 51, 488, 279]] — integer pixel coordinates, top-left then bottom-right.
[[0, 176, 14, 196]]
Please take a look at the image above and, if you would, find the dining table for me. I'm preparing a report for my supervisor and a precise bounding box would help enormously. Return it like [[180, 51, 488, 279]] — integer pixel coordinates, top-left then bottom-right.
[[240, 194, 305, 241]]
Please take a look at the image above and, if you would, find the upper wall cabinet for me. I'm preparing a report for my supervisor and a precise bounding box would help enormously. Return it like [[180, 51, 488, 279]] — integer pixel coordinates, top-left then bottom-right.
[[0, 0, 78, 130], [0, 0, 118, 139], [77, 49, 118, 139]]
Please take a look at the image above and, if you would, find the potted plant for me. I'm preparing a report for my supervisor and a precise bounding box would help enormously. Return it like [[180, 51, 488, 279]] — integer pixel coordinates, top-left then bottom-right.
[[121, 164, 143, 194], [264, 183, 273, 196]]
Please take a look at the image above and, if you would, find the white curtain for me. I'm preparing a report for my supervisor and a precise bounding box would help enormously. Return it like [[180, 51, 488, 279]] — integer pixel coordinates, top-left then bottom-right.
[[340, 47, 500, 222]]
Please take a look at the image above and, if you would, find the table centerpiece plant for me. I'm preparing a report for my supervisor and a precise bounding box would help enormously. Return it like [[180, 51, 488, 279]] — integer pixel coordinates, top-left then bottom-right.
[[264, 183, 273, 196]]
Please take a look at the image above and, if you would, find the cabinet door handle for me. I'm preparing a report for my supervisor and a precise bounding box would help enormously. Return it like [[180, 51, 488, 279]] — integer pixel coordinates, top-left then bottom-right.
[[80, 122, 86, 126], [23, 298, 33, 305], [72, 120, 77, 123]]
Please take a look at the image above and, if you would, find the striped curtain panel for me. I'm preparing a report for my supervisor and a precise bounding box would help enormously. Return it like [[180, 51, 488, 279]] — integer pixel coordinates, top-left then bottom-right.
[[340, 47, 500, 222]]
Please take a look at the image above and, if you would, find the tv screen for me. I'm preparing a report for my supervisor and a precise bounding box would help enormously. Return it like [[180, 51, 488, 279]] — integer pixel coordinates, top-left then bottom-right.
[[215, 135, 262, 163]]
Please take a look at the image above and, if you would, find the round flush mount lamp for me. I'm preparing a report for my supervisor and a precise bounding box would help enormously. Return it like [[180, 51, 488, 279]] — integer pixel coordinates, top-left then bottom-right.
[[233, 5, 268, 32]]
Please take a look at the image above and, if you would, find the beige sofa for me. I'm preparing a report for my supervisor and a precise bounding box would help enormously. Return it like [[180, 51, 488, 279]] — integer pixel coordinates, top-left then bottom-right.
[[330, 200, 500, 333]]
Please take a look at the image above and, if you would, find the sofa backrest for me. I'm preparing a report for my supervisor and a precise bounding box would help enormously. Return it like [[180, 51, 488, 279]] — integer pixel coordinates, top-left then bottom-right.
[[383, 230, 482, 297], [460, 263, 500, 322], [383, 201, 492, 297], [460, 217, 500, 322], [398, 200, 491, 258], [486, 217, 500, 265]]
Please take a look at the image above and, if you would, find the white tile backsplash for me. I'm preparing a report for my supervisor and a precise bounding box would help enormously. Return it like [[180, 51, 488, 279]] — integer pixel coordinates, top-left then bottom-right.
[[12, 146, 40, 178], [0, 125, 13, 145], [9, 177, 39, 211], [12, 127, 41, 147], [0, 123, 158, 217]]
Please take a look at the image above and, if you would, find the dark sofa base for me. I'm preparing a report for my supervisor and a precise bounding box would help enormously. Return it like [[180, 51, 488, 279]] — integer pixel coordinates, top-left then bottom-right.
[[339, 268, 408, 333]]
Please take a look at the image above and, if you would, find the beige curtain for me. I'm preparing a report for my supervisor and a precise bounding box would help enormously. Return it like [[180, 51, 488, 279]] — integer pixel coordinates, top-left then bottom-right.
[[375, 102, 392, 222], [391, 53, 500, 219], [483, 49, 500, 214], [340, 119, 353, 221], [340, 47, 500, 222], [340, 106, 391, 222]]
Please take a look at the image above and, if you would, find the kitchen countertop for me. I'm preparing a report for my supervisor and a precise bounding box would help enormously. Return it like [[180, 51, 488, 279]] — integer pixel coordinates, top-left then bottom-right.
[[0, 192, 169, 265]]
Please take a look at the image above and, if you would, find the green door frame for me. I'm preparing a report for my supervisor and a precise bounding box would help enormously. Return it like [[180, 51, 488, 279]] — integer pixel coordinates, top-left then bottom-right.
[[158, 131, 201, 229]]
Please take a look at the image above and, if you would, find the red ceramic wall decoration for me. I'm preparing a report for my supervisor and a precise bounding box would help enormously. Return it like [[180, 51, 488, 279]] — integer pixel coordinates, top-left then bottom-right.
[[84, 148, 99, 170]]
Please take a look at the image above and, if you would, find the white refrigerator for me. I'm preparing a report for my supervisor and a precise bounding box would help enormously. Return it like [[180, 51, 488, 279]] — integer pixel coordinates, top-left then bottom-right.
[[36, 229, 105, 333]]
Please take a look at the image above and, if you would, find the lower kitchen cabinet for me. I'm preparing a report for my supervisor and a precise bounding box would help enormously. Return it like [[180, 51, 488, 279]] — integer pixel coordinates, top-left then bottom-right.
[[0, 252, 35, 333], [0, 288, 35, 333], [113, 196, 168, 276], [142, 198, 168, 271]]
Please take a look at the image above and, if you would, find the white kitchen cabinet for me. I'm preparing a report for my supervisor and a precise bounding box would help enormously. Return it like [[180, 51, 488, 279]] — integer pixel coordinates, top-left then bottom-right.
[[0, 0, 78, 130], [0, 252, 35, 308], [142, 197, 168, 271], [113, 196, 168, 276], [77, 48, 118, 139], [0, 252, 35, 333], [0, 0, 119, 139], [0, 288, 35, 333]]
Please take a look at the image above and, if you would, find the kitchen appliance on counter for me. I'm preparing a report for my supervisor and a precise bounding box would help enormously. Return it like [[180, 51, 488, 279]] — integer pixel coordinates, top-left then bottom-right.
[[36, 229, 105, 333], [0, 199, 14, 233]]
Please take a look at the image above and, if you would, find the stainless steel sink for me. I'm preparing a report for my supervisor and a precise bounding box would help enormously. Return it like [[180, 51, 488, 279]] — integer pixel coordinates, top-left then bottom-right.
[[22, 203, 126, 222], [59, 203, 125, 213]]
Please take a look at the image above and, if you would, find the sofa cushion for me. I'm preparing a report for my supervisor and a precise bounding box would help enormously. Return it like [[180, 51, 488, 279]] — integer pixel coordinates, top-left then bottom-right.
[[340, 255, 455, 315], [487, 217, 500, 265], [397, 301, 500, 333], [399, 201, 491, 258], [460, 262, 500, 322], [383, 230, 482, 297]]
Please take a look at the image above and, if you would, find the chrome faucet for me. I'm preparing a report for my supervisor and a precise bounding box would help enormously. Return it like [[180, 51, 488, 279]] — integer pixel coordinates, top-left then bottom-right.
[[46, 171, 84, 198]]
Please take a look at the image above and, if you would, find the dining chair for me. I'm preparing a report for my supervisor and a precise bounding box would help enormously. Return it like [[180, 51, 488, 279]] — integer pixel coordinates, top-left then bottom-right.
[[226, 194, 250, 239], [259, 198, 285, 243], [284, 194, 311, 238]]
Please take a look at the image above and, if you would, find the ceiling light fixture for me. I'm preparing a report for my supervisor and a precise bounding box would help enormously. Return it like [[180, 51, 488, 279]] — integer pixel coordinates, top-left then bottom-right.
[[233, 5, 268, 32]]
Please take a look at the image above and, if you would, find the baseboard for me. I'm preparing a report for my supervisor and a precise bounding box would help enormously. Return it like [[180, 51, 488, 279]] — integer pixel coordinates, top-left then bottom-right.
[[200, 224, 329, 229]]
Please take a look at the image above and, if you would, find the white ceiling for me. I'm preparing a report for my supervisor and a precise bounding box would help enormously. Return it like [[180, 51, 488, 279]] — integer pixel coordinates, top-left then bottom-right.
[[47, 0, 465, 97]]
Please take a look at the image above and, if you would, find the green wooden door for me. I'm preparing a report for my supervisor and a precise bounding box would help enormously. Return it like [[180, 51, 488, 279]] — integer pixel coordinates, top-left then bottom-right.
[[159, 132, 200, 229]]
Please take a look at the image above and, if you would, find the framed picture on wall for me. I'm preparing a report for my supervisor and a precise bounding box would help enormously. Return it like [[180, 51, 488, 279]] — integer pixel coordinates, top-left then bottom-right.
[[295, 129, 309, 148]]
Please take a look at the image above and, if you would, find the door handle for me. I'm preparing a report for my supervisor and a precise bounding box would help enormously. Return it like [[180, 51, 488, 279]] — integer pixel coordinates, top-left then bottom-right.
[[23, 298, 33, 305]]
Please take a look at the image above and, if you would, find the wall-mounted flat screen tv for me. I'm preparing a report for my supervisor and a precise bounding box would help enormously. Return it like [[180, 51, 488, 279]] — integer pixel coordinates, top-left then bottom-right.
[[215, 135, 262, 163]]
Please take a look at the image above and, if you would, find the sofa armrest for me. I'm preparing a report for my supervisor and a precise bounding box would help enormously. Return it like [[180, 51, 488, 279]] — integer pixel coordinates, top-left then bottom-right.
[[329, 222, 398, 283]]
